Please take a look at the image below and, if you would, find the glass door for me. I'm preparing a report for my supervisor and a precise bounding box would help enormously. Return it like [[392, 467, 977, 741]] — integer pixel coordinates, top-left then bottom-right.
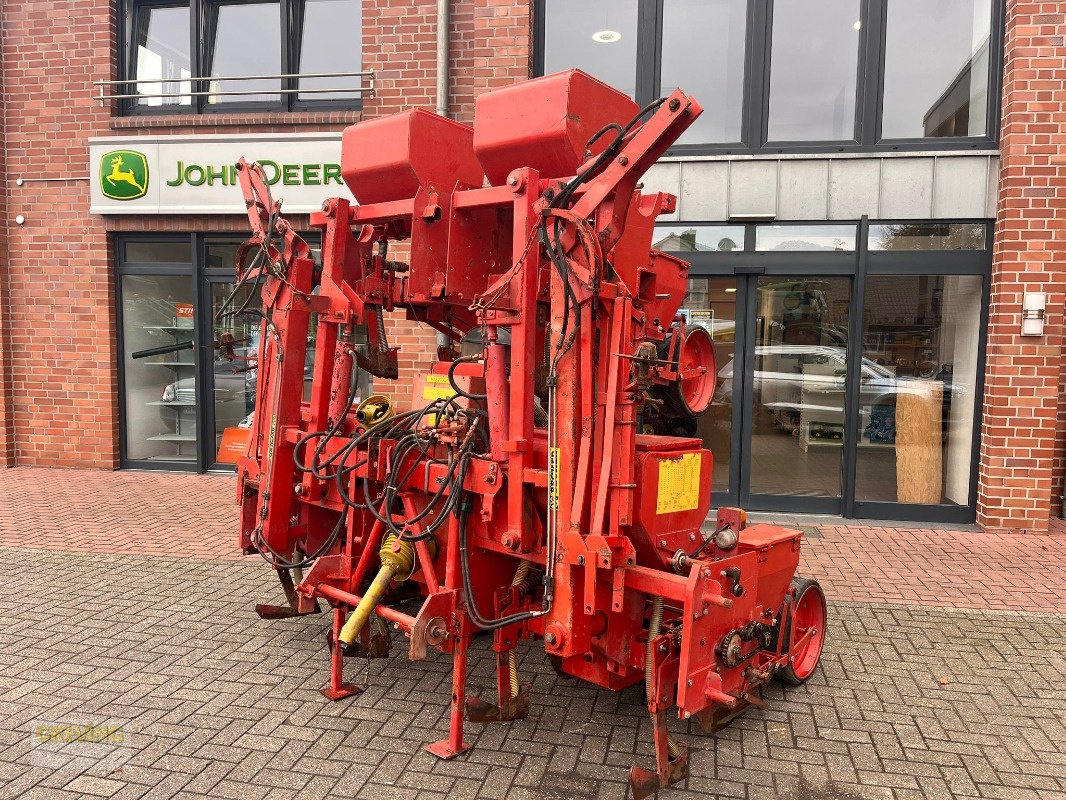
[[206, 277, 262, 469], [741, 276, 852, 512]]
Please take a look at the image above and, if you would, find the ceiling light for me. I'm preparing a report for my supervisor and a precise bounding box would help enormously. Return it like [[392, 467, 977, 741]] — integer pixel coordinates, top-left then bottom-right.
[[852, 20, 861, 31], [592, 30, 622, 43], [724, 287, 737, 293]]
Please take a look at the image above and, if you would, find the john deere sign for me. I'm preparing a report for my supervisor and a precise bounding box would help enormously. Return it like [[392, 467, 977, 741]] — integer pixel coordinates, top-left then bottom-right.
[[89, 133, 353, 214], [100, 150, 149, 201]]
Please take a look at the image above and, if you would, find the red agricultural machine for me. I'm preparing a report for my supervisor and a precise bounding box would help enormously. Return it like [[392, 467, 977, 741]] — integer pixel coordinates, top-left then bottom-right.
[[230, 70, 827, 797]]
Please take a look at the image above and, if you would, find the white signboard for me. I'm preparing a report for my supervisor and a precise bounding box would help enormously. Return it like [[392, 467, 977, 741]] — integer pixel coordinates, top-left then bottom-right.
[[88, 132, 354, 215]]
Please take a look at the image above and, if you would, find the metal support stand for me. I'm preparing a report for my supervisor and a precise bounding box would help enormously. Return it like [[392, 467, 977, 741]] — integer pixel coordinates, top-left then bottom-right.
[[426, 622, 472, 759], [320, 606, 361, 701]]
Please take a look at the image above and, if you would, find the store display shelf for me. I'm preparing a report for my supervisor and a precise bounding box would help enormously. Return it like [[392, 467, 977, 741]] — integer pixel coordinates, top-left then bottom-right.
[[146, 433, 197, 443], [146, 401, 197, 407]]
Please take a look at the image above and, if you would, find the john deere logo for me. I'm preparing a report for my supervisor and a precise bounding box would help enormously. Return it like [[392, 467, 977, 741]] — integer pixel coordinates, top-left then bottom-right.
[[100, 150, 148, 201]]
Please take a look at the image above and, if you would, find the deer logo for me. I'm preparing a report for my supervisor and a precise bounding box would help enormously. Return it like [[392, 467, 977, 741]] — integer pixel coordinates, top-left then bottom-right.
[[99, 150, 149, 201]]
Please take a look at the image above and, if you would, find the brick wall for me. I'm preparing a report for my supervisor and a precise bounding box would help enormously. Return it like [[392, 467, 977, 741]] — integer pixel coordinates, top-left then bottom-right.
[[977, 1, 1066, 532], [0, 0, 533, 468]]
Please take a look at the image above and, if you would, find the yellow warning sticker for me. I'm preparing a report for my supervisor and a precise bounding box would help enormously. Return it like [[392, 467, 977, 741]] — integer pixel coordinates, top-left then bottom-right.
[[422, 385, 456, 401], [656, 452, 701, 514], [426, 375, 450, 384], [548, 447, 560, 510]]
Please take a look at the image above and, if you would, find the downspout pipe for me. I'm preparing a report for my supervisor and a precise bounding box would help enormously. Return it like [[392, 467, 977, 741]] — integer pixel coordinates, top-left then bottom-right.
[[435, 0, 450, 118], [435, 0, 451, 352]]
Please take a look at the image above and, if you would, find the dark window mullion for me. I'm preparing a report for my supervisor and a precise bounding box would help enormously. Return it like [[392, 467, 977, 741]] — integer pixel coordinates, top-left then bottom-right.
[[634, 0, 660, 105], [862, 0, 887, 146], [282, 0, 295, 111], [194, 1, 208, 113], [746, 0, 771, 149]]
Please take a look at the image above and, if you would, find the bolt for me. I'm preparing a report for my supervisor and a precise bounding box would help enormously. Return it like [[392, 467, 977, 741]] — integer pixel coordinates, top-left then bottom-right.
[[618, 156, 629, 166], [577, 555, 585, 565], [684, 711, 691, 719], [507, 175, 518, 186], [689, 533, 697, 542], [545, 632, 557, 646], [669, 98, 681, 112], [658, 643, 668, 654], [687, 679, 693, 687], [660, 539, 667, 548], [294, 484, 305, 495]]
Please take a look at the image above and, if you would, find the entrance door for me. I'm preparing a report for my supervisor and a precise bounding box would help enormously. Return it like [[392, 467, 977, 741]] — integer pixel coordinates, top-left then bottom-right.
[[686, 274, 852, 514]]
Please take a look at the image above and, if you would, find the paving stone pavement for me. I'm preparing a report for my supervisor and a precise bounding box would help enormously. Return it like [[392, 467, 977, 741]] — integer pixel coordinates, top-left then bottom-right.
[[1, 547, 1063, 800]]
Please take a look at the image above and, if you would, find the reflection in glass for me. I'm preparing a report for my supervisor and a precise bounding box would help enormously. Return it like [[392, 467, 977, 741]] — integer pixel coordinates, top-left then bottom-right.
[[869, 223, 986, 251], [747, 277, 852, 497], [882, 0, 992, 139], [299, 0, 362, 101], [134, 3, 192, 106], [542, 0, 638, 97], [208, 2, 282, 103], [660, 0, 747, 144], [768, 0, 860, 141], [683, 278, 738, 495], [855, 275, 982, 505], [124, 240, 192, 264], [653, 226, 744, 253], [755, 225, 857, 252], [122, 274, 198, 463]]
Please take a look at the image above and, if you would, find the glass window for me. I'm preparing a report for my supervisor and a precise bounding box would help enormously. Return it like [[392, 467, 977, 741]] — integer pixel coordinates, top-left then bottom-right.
[[541, 0, 639, 98], [755, 225, 857, 252], [121, 274, 199, 463], [882, 0, 992, 139], [299, 0, 362, 101], [683, 278, 738, 495], [855, 275, 982, 505], [124, 240, 193, 263], [767, 0, 861, 141], [654, 226, 744, 253], [660, 0, 747, 144], [207, 1, 282, 104], [133, 3, 192, 106], [869, 223, 986, 251]]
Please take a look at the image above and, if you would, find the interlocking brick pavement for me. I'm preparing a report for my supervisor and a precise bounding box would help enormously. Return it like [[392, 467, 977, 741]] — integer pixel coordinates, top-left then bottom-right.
[[0, 548, 1063, 800], [1, 467, 1063, 612]]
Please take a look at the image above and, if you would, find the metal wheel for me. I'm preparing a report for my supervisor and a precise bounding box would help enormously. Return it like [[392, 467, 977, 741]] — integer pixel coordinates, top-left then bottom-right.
[[778, 577, 827, 685]]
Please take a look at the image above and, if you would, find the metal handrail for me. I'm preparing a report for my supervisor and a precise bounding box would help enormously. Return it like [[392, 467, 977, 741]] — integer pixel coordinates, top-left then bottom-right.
[[93, 70, 375, 102]]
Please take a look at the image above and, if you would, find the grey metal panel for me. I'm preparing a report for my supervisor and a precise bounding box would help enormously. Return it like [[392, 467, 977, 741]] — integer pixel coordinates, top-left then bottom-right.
[[776, 160, 829, 220], [879, 158, 934, 219], [985, 156, 1001, 218], [641, 162, 681, 221], [932, 156, 989, 218], [727, 160, 778, 218], [678, 161, 728, 221], [828, 159, 881, 219]]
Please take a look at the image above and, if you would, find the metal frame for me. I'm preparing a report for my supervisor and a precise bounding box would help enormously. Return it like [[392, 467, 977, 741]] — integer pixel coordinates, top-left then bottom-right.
[[672, 219, 992, 522], [532, 0, 1005, 156], [115, 0, 367, 116]]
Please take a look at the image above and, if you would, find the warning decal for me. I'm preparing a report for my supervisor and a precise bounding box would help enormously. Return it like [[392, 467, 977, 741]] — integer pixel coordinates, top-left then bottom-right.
[[656, 452, 702, 515], [548, 447, 560, 510]]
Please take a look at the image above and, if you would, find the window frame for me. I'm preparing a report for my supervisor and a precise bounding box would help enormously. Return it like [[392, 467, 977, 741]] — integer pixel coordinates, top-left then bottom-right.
[[119, 0, 364, 116], [655, 217, 992, 523], [533, 0, 1004, 155]]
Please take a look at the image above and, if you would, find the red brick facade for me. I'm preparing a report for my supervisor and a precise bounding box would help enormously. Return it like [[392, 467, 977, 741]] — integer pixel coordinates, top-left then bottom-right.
[[0, 1, 1063, 531], [977, 1, 1066, 532]]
